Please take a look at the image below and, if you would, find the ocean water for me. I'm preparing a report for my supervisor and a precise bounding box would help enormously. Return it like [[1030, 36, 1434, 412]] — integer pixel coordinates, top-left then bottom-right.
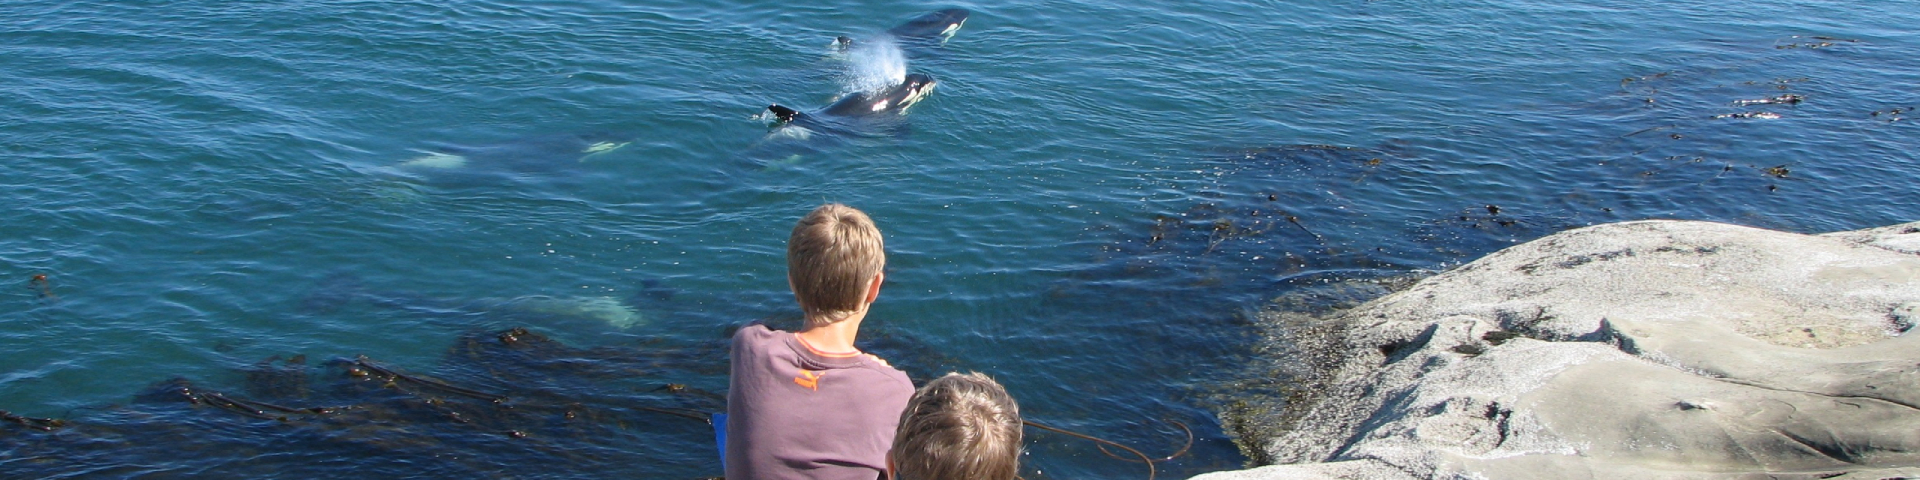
[[1, 0, 1915, 477]]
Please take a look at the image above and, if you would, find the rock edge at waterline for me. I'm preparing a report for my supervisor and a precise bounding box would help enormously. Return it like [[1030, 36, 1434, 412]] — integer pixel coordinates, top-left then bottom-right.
[[1197, 219, 1920, 480]]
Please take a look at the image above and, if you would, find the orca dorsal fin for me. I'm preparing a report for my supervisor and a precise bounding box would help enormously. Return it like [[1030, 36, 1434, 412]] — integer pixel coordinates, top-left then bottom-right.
[[768, 104, 801, 123]]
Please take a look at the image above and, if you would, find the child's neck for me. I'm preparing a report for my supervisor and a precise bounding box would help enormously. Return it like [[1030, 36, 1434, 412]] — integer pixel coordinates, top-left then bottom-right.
[[795, 311, 865, 354]]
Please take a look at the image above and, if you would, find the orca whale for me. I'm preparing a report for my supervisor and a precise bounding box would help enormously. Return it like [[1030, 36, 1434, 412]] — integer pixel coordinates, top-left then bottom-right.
[[834, 9, 970, 51], [743, 11, 959, 167], [887, 8, 970, 42], [385, 131, 633, 191], [743, 73, 935, 167], [767, 72, 937, 127]]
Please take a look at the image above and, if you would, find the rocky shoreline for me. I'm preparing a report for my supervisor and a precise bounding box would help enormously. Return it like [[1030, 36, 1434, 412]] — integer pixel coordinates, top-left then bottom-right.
[[1198, 220, 1920, 480]]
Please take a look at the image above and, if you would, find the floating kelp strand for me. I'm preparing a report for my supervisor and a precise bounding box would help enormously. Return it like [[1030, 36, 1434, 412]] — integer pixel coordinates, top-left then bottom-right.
[[1023, 419, 1162, 480], [1622, 125, 1678, 137], [329, 348, 729, 437], [1870, 106, 1912, 123], [1, 410, 65, 431], [1281, 212, 1322, 243], [344, 356, 509, 404], [632, 405, 710, 423], [1619, 71, 1672, 88], [201, 391, 271, 418], [1732, 94, 1804, 106], [656, 383, 727, 405], [447, 327, 728, 390], [1775, 39, 1857, 49], [27, 274, 56, 303], [1711, 112, 1782, 120], [149, 378, 344, 421], [1772, 34, 1859, 50], [244, 355, 310, 400], [1090, 418, 1194, 464]]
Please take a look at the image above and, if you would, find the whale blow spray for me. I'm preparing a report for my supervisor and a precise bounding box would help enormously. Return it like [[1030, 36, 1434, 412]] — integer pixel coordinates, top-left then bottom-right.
[[842, 35, 907, 95]]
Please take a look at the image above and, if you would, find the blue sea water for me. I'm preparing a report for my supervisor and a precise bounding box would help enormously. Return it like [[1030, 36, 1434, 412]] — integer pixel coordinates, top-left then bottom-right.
[[1, 0, 1915, 477]]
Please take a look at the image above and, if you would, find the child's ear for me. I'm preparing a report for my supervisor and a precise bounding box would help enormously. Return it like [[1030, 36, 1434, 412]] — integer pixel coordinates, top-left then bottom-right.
[[865, 271, 885, 304]]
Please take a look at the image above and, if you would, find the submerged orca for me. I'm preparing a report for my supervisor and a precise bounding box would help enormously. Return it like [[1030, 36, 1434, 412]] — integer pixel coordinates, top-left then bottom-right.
[[767, 72, 938, 126], [887, 8, 969, 42], [834, 8, 970, 50], [387, 131, 632, 190]]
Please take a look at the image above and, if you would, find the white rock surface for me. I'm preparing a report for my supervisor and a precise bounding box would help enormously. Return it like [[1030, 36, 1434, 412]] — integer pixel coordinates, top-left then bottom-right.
[[1196, 220, 1920, 480]]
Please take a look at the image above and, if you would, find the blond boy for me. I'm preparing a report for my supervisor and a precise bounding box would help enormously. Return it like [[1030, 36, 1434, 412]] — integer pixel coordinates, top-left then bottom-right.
[[887, 372, 1024, 480], [726, 203, 915, 480]]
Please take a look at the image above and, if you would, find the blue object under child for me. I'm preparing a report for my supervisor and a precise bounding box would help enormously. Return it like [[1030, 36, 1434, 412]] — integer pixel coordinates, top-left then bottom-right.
[[713, 413, 728, 470]]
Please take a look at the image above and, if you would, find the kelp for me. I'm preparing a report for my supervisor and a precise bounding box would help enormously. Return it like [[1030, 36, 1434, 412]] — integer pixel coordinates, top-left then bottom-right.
[[1024, 418, 1195, 480], [0, 327, 726, 478], [0, 326, 1195, 479]]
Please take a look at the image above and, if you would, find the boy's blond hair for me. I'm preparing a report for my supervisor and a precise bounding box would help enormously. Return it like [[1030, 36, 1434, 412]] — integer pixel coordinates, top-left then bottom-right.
[[788, 203, 886, 325], [890, 372, 1023, 480]]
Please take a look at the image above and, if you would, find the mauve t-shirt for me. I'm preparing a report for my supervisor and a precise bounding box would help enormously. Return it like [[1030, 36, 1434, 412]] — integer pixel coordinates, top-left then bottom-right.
[[725, 324, 914, 480]]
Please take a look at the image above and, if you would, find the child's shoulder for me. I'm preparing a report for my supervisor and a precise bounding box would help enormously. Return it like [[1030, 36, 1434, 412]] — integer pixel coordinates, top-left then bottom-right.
[[731, 323, 785, 343], [858, 354, 914, 388]]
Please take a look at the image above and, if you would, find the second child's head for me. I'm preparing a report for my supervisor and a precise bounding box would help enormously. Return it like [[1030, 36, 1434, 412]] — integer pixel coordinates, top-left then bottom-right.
[[788, 203, 886, 326], [889, 372, 1023, 480]]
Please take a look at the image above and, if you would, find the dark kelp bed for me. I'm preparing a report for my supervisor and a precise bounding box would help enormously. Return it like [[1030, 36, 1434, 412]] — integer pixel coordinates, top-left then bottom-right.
[[0, 323, 1207, 479], [0, 328, 730, 478]]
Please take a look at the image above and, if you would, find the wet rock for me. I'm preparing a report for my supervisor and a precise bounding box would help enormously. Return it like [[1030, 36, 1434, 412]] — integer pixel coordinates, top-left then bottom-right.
[[1198, 219, 1920, 480]]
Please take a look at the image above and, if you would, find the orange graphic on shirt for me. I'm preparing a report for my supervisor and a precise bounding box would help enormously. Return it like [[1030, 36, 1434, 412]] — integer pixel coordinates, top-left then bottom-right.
[[794, 370, 825, 391]]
